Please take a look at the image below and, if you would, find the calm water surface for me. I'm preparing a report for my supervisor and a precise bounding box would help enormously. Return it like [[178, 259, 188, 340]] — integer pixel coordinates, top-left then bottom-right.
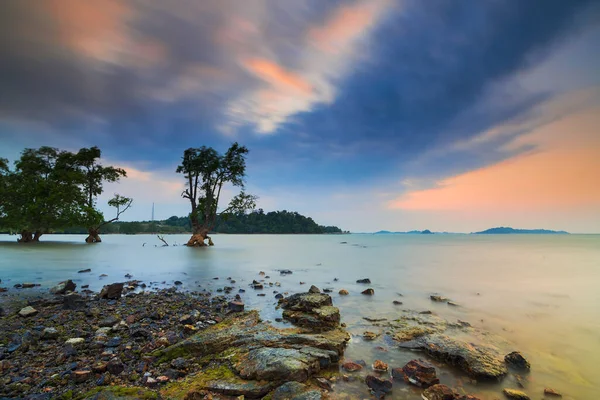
[[1, 233, 599, 399]]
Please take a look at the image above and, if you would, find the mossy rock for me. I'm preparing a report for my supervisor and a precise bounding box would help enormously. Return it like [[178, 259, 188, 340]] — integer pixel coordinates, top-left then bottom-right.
[[78, 386, 158, 400]]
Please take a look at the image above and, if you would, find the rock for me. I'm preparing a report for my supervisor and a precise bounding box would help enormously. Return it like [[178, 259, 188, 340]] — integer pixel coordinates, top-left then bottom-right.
[[21, 282, 37, 288], [430, 295, 448, 302], [50, 280, 76, 294], [92, 362, 108, 373], [99, 283, 124, 299], [105, 337, 121, 347], [356, 278, 371, 284], [228, 301, 245, 312], [275, 293, 284, 299], [41, 327, 59, 340], [174, 280, 183, 285], [543, 388, 562, 397], [338, 289, 349, 295], [252, 281, 264, 290], [505, 351, 531, 370], [372, 360, 388, 372], [365, 375, 392, 398], [393, 300, 403, 305], [72, 370, 92, 383], [63, 343, 78, 357], [18, 306, 38, 317], [78, 268, 91, 273], [308, 285, 320, 294], [106, 359, 125, 375], [361, 288, 374, 295], [280, 270, 293, 275], [422, 384, 458, 400], [394, 359, 439, 388], [99, 316, 119, 327], [398, 334, 507, 380], [363, 331, 378, 340], [502, 388, 530, 400], [63, 292, 85, 310], [315, 377, 332, 391], [342, 361, 363, 372], [447, 301, 459, 306], [272, 381, 322, 400], [65, 338, 85, 347]]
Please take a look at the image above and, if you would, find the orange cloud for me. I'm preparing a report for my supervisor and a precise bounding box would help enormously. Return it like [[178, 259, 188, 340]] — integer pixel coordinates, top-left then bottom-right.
[[308, 0, 390, 55], [390, 108, 600, 213], [244, 58, 313, 95], [45, 0, 131, 62]]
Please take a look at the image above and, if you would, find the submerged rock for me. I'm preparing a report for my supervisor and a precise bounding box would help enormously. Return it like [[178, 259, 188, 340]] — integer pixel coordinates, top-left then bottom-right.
[[394, 359, 439, 388], [505, 351, 531, 370], [398, 334, 508, 380], [342, 361, 363, 372], [365, 375, 392, 398], [356, 278, 371, 284], [361, 288, 375, 295], [543, 388, 562, 397], [502, 388, 530, 400]]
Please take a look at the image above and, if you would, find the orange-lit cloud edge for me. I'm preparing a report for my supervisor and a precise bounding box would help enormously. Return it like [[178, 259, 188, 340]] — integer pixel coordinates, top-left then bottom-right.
[[388, 90, 600, 217]]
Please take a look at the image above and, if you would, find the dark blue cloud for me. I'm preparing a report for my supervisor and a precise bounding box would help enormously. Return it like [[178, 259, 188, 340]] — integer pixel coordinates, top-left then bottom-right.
[[0, 0, 596, 191]]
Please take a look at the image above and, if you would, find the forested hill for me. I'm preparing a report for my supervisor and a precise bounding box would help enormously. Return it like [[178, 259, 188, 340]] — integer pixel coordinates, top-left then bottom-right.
[[59, 210, 344, 234]]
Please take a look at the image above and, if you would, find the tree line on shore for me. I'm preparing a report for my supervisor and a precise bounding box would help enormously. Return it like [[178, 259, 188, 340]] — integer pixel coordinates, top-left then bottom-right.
[[55, 210, 343, 235], [1, 143, 343, 245], [0, 146, 131, 243]]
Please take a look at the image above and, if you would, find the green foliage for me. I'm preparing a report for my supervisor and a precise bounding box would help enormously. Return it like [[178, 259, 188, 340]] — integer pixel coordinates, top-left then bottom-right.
[[176, 142, 257, 233], [59, 210, 343, 235], [0, 146, 131, 241]]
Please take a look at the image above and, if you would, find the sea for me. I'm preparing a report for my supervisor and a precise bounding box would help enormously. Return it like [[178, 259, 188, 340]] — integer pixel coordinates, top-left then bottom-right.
[[1, 233, 599, 399]]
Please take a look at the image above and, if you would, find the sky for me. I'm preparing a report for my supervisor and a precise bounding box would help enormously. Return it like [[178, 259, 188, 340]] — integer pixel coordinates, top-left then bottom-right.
[[1, 0, 599, 233]]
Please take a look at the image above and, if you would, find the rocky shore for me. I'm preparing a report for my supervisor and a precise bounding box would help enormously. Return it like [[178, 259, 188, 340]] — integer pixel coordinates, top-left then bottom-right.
[[0, 274, 561, 400]]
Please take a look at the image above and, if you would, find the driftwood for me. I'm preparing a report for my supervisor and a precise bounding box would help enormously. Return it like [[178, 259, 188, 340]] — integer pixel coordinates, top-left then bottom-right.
[[157, 235, 169, 247]]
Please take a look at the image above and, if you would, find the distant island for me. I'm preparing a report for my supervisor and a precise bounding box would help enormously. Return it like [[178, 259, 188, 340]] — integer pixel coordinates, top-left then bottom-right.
[[374, 230, 435, 234], [54, 210, 344, 235], [473, 227, 569, 234]]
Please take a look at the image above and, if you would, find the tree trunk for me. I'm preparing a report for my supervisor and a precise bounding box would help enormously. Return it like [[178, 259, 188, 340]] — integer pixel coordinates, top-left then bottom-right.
[[17, 230, 42, 243], [85, 228, 102, 243]]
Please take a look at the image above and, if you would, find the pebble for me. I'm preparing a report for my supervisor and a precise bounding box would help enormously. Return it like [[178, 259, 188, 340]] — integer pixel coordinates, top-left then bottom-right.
[[18, 306, 38, 317], [65, 338, 85, 346]]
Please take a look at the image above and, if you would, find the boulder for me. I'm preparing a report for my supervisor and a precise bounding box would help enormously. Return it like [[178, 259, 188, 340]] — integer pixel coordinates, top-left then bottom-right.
[[278, 292, 340, 331], [422, 384, 458, 400], [505, 351, 530, 370], [338, 289, 349, 295], [50, 280, 76, 295], [228, 300, 245, 312], [398, 334, 507, 380], [394, 359, 439, 388], [502, 389, 530, 400], [308, 285, 320, 294], [356, 278, 371, 284], [361, 288, 374, 295], [99, 283, 124, 299], [365, 375, 392, 398], [18, 306, 38, 317]]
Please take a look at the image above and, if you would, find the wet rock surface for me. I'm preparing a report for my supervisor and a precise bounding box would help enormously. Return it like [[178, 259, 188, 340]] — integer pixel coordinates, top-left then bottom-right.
[[278, 292, 341, 331], [394, 358, 440, 388]]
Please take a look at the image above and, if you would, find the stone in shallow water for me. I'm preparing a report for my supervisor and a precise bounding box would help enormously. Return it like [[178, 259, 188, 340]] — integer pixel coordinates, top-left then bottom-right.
[[342, 361, 363, 372], [50, 280, 76, 294], [543, 388, 562, 397], [398, 334, 507, 380], [365, 375, 392, 398], [502, 388, 530, 400], [308, 285, 320, 294], [361, 288, 375, 295], [504, 351, 531, 370], [422, 384, 458, 400], [393, 359, 439, 388]]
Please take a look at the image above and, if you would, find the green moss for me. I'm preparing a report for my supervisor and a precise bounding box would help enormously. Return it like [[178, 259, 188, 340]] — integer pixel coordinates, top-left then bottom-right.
[[160, 363, 237, 399]]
